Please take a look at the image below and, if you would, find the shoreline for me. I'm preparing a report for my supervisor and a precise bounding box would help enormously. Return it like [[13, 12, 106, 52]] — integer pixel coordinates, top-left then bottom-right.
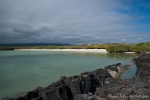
[[14, 49, 137, 54], [15, 49, 109, 53]]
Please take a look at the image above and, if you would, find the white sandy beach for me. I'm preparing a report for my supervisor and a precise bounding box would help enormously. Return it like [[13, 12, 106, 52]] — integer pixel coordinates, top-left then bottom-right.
[[15, 49, 108, 53]]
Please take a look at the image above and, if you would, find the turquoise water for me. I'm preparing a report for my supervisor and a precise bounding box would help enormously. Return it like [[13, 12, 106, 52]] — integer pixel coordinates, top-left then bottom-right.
[[0, 51, 136, 98]]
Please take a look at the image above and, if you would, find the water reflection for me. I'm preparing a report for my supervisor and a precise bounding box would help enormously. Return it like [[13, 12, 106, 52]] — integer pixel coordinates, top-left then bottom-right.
[[69, 52, 136, 60]]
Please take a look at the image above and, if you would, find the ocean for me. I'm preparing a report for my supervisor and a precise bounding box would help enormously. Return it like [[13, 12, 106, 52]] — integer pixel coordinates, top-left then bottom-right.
[[0, 51, 136, 98]]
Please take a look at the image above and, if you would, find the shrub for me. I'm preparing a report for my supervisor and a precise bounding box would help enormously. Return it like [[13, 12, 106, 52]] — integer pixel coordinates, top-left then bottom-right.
[[134, 42, 150, 53], [106, 44, 134, 53], [0, 47, 15, 51], [106, 45, 115, 53]]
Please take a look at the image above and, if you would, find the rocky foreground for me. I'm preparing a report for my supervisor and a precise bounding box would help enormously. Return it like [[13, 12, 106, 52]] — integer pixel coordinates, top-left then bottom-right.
[[3, 54, 150, 100]]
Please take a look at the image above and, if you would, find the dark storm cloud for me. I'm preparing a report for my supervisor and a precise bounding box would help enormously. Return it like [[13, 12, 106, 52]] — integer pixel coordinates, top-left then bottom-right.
[[0, 22, 55, 43], [0, 0, 149, 43]]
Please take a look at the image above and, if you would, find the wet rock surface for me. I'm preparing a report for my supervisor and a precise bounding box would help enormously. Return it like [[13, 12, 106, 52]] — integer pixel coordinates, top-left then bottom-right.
[[2, 54, 150, 100], [105, 63, 125, 78], [133, 54, 150, 79], [123, 65, 132, 69]]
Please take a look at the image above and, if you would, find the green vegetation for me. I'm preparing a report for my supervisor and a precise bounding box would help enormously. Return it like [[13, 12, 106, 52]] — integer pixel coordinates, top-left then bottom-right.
[[0, 47, 15, 51], [106, 44, 134, 53], [106, 42, 150, 53], [6, 44, 110, 49], [134, 42, 150, 53], [0, 42, 149, 53], [106, 45, 115, 53]]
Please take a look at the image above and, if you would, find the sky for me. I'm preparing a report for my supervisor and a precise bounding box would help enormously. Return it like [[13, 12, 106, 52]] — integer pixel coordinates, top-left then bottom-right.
[[0, 0, 150, 44]]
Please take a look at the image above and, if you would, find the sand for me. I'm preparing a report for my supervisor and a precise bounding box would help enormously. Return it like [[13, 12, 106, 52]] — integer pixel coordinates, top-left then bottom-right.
[[15, 49, 108, 53]]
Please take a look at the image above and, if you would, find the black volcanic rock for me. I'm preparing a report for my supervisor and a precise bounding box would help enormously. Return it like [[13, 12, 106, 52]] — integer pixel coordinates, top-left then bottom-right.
[[39, 85, 70, 100], [95, 78, 150, 99], [133, 53, 150, 80], [105, 63, 124, 78], [123, 64, 132, 69], [23, 91, 38, 100]]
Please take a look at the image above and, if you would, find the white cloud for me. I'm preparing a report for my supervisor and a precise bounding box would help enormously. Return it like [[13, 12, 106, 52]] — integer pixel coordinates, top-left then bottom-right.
[[121, 39, 127, 41]]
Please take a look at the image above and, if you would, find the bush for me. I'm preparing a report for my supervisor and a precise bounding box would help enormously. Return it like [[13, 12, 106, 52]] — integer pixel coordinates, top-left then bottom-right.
[[0, 47, 15, 51], [106, 45, 115, 53], [134, 42, 150, 53], [106, 44, 134, 53]]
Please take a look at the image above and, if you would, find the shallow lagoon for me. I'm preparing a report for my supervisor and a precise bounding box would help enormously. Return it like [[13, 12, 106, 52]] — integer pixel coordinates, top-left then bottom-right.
[[0, 51, 136, 98]]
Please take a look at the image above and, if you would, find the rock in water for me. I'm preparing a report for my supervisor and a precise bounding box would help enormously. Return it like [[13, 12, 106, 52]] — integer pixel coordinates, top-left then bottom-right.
[[105, 63, 124, 78], [134, 53, 150, 79], [123, 64, 132, 69]]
